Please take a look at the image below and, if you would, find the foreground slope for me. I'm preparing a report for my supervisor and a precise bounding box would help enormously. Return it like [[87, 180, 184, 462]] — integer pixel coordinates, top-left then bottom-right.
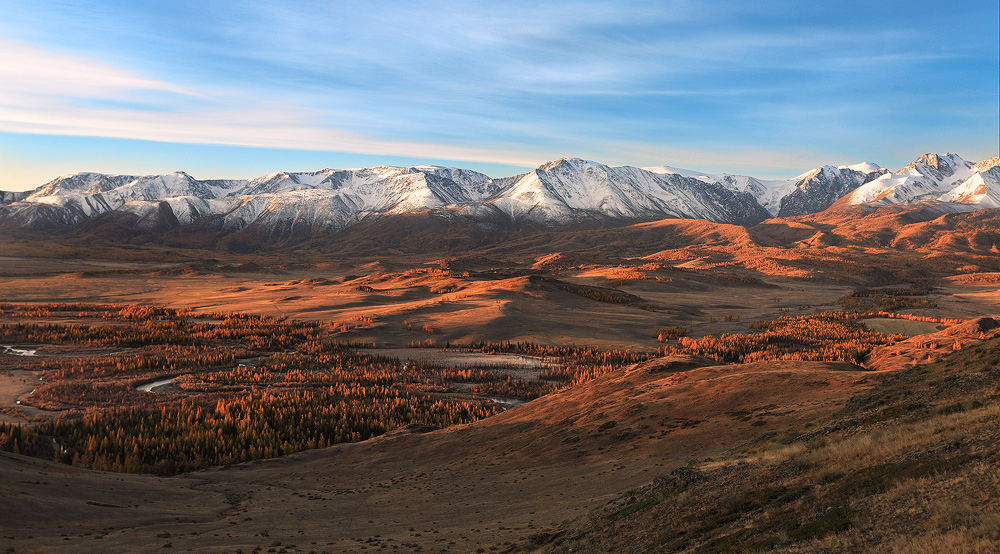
[[540, 330, 1000, 554], [1, 356, 879, 553]]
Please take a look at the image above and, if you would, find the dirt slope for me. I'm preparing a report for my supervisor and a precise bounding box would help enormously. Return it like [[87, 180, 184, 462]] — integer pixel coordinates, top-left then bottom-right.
[[538, 337, 1000, 554]]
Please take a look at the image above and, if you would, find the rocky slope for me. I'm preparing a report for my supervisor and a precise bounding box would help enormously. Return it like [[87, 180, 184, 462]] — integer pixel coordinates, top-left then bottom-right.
[[467, 158, 770, 226], [645, 162, 888, 217], [842, 153, 1000, 210]]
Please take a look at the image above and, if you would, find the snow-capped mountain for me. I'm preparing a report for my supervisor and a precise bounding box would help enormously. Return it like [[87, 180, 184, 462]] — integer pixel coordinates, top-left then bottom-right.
[[470, 158, 769, 226], [644, 162, 887, 217], [843, 154, 999, 210], [940, 158, 1000, 207], [228, 165, 501, 234], [644, 166, 796, 216], [4, 172, 243, 228], [0, 166, 500, 232], [1, 153, 996, 238], [777, 163, 888, 217]]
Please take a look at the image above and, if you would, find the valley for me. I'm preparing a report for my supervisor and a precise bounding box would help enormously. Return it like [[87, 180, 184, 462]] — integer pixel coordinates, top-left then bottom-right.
[[1, 155, 1000, 553]]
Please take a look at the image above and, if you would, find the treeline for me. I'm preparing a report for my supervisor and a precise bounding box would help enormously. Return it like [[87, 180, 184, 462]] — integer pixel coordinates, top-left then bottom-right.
[[605, 268, 650, 287], [662, 314, 903, 364], [0, 390, 497, 475], [836, 286, 936, 311], [0, 314, 317, 350], [954, 273, 1000, 284], [0, 304, 512, 475], [860, 311, 961, 325], [655, 327, 688, 341], [41, 345, 238, 380], [0, 303, 184, 320], [461, 341, 652, 384], [557, 283, 655, 310], [471, 378, 558, 400], [462, 340, 644, 361]]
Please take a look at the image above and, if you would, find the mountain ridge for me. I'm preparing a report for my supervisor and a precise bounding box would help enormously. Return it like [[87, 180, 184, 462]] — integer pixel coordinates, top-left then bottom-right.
[[1, 153, 995, 238]]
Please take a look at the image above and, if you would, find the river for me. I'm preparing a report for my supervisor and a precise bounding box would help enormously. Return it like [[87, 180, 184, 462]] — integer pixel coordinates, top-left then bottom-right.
[[1, 345, 37, 356], [136, 377, 175, 393]]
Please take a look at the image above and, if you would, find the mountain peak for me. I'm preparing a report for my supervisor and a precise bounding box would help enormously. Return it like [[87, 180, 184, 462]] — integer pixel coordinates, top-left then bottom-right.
[[842, 152, 987, 208], [973, 158, 1000, 172], [905, 153, 967, 172], [838, 162, 883, 173], [536, 157, 598, 172]]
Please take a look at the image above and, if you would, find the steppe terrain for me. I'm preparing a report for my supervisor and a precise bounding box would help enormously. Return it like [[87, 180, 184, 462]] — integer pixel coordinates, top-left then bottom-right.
[[2, 206, 1000, 553]]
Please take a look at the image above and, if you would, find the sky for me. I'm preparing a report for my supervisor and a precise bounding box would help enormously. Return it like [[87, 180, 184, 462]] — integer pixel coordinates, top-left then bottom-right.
[[0, 0, 997, 191]]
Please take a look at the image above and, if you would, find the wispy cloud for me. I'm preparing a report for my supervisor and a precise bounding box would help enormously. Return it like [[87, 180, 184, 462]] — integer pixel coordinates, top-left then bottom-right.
[[0, 36, 845, 180], [0, 0, 995, 186], [0, 39, 552, 167], [0, 40, 197, 99]]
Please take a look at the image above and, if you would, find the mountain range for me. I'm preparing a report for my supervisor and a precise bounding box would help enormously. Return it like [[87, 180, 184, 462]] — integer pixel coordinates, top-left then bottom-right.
[[1, 153, 996, 238]]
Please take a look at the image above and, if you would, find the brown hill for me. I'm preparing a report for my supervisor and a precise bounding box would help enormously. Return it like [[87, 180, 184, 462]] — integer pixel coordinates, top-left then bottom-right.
[[866, 316, 1000, 371], [4, 207, 1000, 287], [753, 205, 1000, 253], [540, 336, 1000, 554]]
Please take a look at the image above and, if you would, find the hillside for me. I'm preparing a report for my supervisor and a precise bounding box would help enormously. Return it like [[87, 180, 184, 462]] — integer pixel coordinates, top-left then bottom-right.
[[0, 355, 888, 552], [538, 324, 1000, 554]]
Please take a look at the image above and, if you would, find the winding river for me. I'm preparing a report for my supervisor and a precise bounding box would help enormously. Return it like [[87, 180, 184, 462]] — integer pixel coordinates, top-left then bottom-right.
[[135, 377, 175, 393], [1, 345, 38, 356]]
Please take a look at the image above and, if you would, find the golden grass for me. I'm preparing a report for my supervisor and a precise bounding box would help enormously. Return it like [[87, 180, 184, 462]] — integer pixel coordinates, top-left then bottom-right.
[[700, 442, 807, 470], [803, 403, 1000, 471], [886, 530, 1000, 554]]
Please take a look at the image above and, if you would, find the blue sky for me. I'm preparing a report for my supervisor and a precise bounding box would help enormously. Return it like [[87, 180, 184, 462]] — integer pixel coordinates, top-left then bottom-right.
[[1, 0, 997, 190]]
